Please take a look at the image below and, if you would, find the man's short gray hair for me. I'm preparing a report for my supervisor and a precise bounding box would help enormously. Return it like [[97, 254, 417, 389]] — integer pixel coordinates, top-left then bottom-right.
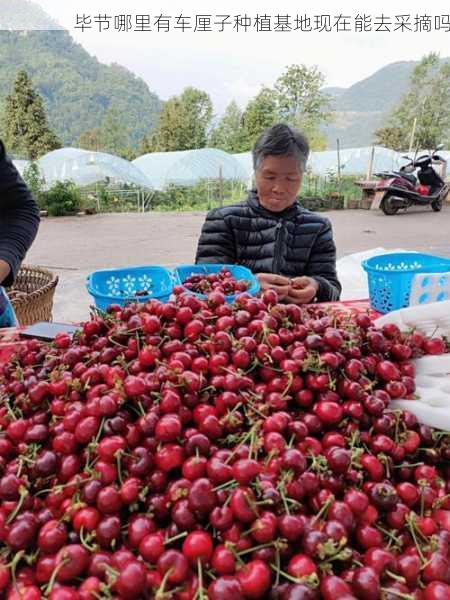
[[252, 123, 310, 174]]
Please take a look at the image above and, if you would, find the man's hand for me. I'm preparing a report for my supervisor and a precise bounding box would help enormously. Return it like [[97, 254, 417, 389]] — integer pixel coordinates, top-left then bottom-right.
[[256, 273, 291, 301], [0, 260, 11, 286], [285, 276, 319, 305]]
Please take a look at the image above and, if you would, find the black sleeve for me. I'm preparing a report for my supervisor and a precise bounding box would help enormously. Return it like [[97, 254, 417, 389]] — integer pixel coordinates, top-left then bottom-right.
[[0, 141, 40, 286], [195, 208, 236, 265], [304, 219, 341, 302]]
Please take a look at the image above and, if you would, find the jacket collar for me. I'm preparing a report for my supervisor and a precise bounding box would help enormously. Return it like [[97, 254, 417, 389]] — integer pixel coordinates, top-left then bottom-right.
[[247, 189, 302, 219]]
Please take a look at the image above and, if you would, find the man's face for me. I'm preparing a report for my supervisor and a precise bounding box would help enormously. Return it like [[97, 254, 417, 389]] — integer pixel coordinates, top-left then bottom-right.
[[255, 155, 302, 213]]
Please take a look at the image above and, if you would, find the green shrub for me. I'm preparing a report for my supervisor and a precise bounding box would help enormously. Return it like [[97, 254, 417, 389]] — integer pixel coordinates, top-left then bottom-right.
[[301, 172, 360, 204], [149, 180, 247, 211], [79, 194, 98, 214], [43, 181, 81, 216]]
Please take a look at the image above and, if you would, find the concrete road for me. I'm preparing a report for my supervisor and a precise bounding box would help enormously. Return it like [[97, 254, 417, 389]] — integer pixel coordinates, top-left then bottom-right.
[[25, 206, 450, 322]]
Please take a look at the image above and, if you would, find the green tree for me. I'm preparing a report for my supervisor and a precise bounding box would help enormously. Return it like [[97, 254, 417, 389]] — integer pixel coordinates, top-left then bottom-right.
[[77, 128, 101, 152], [99, 106, 132, 156], [209, 101, 248, 153], [119, 147, 138, 161], [139, 133, 154, 156], [77, 110, 136, 159], [143, 87, 213, 152], [273, 64, 332, 146], [242, 87, 278, 145], [373, 126, 406, 152], [2, 70, 60, 159], [23, 161, 45, 209], [374, 54, 450, 150]]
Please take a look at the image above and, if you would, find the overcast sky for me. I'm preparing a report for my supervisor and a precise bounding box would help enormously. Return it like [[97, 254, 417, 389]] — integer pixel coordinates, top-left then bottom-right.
[[29, 0, 450, 114]]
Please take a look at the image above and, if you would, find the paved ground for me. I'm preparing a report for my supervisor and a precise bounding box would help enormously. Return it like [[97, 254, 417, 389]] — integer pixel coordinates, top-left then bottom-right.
[[25, 205, 450, 322]]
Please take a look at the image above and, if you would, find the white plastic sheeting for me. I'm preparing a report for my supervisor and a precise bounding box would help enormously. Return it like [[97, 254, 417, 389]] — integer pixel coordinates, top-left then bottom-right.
[[12, 160, 30, 177], [38, 148, 153, 189], [233, 146, 406, 179], [375, 303, 450, 429], [309, 146, 402, 176], [231, 152, 253, 185], [133, 148, 248, 190], [32, 146, 448, 190]]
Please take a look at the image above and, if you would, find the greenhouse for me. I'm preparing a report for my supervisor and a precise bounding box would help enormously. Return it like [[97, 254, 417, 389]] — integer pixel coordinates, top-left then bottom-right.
[[308, 146, 402, 176], [233, 146, 406, 179], [133, 148, 248, 190], [38, 148, 153, 189], [231, 152, 254, 185], [12, 159, 30, 177], [16, 146, 448, 194]]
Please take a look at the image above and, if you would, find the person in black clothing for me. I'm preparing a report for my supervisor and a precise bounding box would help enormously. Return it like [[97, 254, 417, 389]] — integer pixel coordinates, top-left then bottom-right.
[[0, 140, 40, 326], [195, 124, 341, 304]]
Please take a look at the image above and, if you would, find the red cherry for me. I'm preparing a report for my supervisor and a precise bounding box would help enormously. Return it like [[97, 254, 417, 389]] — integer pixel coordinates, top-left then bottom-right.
[[423, 581, 450, 600], [237, 559, 271, 599], [287, 554, 318, 578], [352, 566, 380, 600], [208, 576, 244, 600], [182, 531, 214, 564]]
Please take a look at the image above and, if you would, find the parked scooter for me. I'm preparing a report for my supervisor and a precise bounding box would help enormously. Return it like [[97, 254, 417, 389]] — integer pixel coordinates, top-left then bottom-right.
[[371, 145, 449, 215]]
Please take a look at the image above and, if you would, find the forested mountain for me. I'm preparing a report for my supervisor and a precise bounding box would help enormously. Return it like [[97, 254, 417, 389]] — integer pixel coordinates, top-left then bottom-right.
[[0, 28, 162, 147], [323, 59, 449, 147]]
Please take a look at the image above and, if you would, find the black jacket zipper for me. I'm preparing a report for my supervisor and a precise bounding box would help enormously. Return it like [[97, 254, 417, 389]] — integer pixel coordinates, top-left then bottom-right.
[[273, 220, 284, 273]]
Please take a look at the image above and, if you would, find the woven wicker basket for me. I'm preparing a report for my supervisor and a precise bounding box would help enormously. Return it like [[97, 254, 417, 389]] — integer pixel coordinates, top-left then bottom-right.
[[6, 265, 58, 326]]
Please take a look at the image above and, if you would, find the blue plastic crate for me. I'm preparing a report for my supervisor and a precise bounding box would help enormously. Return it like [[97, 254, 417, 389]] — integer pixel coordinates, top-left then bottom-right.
[[174, 264, 260, 303], [362, 253, 450, 313], [86, 265, 174, 311]]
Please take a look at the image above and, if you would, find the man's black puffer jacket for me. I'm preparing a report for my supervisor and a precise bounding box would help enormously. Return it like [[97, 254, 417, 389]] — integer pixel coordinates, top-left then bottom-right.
[[195, 190, 341, 302]]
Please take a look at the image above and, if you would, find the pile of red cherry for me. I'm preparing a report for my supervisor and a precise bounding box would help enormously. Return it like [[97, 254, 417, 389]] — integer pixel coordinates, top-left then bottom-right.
[[180, 267, 249, 296], [0, 288, 449, 600]]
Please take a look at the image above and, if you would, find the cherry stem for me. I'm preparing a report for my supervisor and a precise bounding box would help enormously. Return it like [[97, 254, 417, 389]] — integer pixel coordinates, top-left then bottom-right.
[[246, 399, 268, 420], [104, 564, 120, 587], [226, 542, 245, 567], [155, 567, 174, 600], [311, 494, 334, 525], [6, 487, 29, 524], [405, 515, 426, 563], [213, 479, 237, 492], [393, 462, 425, 469], [7, 550, 24, 589], [3, 396, 18, 421], [115, 451, 124, 486], [376, 524, 402, 548], [43, 557, 70, 596], [385, 570, 406, 584], [80, 526, 97, 552], [34, 475, 96, 498], [196, 558, 207, 600], [269, 562, 308, 585], [237, 542, 275, 557], [224, 423, 260, 465], [249, 427, 257, 460], [278, 483, 291, 516], [380, 588, 414, 600], [274, 547, 281, 587], [94, 417, 106, 446], [98, 581, 113, 599], [164, 530, 188, 545]]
